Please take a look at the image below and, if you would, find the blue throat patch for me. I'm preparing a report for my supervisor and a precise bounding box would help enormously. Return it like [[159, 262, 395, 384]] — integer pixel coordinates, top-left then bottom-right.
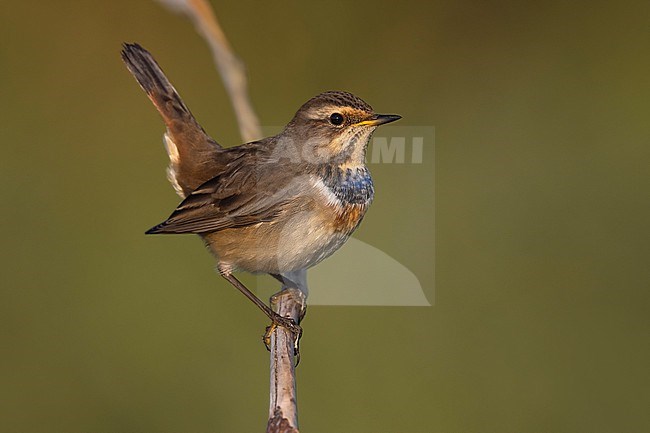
[[319, 165, 374, 205]]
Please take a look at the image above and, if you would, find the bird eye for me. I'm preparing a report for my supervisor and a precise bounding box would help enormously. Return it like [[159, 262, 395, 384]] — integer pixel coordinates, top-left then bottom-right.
[[329, 112, 344, 126]]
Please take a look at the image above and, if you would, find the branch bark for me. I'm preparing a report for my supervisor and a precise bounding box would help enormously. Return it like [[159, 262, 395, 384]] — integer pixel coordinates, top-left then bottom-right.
[[267, 288, 305, 433], [156, 1, 305, 431]]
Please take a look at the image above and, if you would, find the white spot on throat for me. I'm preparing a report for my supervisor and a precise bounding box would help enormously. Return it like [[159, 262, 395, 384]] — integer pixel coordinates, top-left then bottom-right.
[[311, 176, 342, 208]]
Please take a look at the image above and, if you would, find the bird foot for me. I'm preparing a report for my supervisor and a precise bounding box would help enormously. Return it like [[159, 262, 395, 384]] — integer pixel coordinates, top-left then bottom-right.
[[263, 313, 303, 361]]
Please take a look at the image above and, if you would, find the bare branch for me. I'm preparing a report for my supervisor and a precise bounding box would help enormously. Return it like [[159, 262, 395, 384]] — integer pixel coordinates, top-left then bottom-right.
[[267, 288, 305, 433], [157, 0, 263, 142]]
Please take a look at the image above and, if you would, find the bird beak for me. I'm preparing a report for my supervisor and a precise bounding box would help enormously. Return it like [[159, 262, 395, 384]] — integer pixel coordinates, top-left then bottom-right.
[[353, 114, 402, 127]]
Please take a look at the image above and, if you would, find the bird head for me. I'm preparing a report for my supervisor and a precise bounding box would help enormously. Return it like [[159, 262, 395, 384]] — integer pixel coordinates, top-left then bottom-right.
[[279, 91, 401, 167]]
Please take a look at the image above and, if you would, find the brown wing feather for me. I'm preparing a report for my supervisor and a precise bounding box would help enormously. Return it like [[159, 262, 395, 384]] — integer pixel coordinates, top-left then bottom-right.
[[146, 144, 301, 234]]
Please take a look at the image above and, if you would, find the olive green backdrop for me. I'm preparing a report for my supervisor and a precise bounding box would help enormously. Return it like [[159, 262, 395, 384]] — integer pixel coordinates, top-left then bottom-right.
[[1, 1, 648, 432]]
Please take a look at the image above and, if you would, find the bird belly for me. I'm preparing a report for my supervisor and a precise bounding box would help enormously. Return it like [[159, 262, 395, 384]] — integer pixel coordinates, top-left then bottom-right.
[[203, 201, 365, 274]]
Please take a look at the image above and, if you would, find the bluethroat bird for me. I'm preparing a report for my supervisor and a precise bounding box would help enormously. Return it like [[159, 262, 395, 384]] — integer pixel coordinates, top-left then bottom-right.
[[121, 43, 400, 352]]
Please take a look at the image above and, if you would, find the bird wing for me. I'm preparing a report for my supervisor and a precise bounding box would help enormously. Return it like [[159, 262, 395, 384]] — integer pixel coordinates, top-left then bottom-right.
[[146, 151, 303, 234]]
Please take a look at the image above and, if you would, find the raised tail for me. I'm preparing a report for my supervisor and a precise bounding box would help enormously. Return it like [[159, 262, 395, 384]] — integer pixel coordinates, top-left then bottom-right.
[[121, 43, 223, 197]]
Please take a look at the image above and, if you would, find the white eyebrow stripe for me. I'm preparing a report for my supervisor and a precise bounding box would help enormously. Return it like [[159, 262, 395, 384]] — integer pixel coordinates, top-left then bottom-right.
[[305, 106, 369, 121]]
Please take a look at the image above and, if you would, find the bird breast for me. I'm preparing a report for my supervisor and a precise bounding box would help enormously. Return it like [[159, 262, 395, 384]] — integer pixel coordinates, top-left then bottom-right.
[[204, 168, 373, 274]]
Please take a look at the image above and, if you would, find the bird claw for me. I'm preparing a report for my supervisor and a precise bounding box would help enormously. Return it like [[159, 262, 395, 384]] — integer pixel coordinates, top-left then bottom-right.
[[263, 314, 303, 364]]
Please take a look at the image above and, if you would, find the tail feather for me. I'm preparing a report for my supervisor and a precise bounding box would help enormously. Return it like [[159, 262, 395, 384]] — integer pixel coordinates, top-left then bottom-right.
[[121, 43, 191, 121], [121, 43, 223, 197]]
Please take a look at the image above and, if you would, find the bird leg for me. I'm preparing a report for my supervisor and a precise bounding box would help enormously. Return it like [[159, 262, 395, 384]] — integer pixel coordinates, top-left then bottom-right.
[[270, 272, 307, 322], [219, 271, 302, 356]]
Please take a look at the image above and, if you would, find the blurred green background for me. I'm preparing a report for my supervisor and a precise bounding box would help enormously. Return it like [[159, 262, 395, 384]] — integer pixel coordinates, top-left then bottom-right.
[[1, 1, 648, 432]]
